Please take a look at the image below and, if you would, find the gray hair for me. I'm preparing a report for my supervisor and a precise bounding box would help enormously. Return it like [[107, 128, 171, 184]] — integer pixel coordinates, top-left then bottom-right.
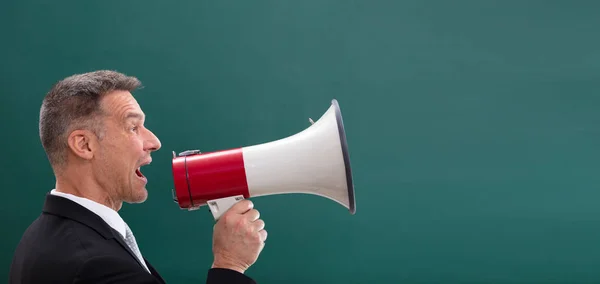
[[39, 70, 141, 170]]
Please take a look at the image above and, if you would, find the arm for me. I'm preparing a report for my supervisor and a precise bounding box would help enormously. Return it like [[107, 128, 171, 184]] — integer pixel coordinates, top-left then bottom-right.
[[207, 268, 256, 284], [208, 200, 267, 284], [74, 255, 257, 284]]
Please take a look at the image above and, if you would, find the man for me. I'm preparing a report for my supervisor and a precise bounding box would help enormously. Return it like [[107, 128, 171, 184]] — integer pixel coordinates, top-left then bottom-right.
[[9, 70, 267, 283]]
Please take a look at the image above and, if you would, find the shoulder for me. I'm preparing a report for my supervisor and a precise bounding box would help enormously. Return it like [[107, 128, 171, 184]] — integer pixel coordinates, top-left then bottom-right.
[[10, 214, 96, 282], [18, 213, 107, 258], [10, 213, 126, 281], [13, 213, 90, 259]]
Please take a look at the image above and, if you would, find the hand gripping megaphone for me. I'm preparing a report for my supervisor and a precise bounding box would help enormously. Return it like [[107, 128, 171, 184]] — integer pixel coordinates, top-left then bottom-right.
[[170, 99, 355, 220]]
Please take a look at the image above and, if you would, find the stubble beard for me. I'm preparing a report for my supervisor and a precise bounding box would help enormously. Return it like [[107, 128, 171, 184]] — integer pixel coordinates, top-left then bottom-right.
[[124, 181, 148, 204]]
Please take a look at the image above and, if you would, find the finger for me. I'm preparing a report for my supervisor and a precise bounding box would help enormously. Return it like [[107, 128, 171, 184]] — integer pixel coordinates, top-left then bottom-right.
[[253, 219, 265, 231], [244, 209, 260, 222], [259, 229, 268, 242], [229, 199, 254, 214]]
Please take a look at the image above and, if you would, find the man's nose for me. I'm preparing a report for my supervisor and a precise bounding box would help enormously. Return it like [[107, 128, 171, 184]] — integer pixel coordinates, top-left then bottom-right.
[[145, 128, 162, 152]]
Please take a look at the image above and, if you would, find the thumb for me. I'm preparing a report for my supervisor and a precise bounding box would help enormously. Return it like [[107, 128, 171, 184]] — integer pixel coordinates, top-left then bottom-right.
[[228, 199, 253, 214]]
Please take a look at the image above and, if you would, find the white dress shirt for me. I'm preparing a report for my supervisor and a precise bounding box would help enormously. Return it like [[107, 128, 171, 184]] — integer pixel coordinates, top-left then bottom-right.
[[50, 189, 127, 238]]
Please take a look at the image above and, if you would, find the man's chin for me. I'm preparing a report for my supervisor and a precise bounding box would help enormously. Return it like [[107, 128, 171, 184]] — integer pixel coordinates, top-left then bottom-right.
[[125, 188, 148, 204]]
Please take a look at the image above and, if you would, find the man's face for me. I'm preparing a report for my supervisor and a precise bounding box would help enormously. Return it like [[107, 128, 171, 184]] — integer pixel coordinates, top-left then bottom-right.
[[94, 90, 161, 206]]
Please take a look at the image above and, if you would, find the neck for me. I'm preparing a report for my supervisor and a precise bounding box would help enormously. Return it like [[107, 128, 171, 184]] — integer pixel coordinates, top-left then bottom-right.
[[54, 165, 122, 211]]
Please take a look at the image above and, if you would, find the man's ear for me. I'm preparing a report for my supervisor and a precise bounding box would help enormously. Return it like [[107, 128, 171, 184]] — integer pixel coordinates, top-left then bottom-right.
[[66, 130, 98, 161]]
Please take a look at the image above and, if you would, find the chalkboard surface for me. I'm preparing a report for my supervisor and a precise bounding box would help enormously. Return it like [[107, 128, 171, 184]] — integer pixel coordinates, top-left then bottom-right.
[[2, 1, 600, 283]]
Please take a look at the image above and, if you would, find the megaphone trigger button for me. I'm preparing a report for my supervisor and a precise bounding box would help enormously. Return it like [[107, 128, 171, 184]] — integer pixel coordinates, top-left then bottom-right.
[[178, 150, 201, 156]]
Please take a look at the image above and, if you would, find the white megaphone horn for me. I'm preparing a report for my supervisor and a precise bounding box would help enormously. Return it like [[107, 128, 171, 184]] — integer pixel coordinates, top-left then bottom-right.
[[170, 99, 355, 220]]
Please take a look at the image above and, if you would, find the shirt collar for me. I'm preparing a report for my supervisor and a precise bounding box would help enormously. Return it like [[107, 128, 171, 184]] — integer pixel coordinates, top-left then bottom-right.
[[50, 189, 127, 238]]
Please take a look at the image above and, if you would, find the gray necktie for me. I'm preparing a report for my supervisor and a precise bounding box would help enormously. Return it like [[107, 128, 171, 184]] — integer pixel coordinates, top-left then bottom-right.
[[124, 223, 150, 273]]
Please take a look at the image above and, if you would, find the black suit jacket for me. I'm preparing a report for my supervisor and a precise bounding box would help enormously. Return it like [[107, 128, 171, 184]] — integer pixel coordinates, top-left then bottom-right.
[[9, 193, 256, 284]]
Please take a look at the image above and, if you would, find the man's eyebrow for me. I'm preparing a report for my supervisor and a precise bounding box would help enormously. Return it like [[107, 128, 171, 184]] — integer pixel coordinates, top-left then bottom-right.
[[124, 112, 145, 120]]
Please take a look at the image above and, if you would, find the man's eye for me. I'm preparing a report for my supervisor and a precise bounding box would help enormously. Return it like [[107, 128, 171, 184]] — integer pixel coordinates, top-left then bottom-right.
[[131, 126, 138, 132]]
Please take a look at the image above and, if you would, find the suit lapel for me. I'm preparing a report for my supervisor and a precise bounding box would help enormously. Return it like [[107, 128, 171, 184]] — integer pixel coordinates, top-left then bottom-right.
[[42, 193, 166, 282], [145, 259, 166, 283], [110, 227, 151, 272], [111, 228, 166, 282]]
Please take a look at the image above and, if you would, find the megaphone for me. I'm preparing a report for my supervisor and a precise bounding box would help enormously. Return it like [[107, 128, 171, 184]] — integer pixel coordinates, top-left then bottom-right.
[[171, 99, 355, 220]]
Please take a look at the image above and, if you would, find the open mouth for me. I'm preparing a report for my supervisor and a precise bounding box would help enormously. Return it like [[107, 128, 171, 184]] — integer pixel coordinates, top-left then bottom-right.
[[135, 160, 151, 183]]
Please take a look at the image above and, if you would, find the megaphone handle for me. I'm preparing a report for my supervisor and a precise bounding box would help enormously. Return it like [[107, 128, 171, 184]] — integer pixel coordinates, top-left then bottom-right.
[[207, 195, 245, 221]]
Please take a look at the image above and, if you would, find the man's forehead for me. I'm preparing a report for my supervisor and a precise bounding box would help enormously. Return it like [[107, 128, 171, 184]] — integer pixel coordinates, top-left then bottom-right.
[[100, 91, 144, 119]]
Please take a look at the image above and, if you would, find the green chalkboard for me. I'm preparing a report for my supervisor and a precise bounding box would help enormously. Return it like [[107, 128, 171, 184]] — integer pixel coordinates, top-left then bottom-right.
[[3, 1, 600, 283]]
